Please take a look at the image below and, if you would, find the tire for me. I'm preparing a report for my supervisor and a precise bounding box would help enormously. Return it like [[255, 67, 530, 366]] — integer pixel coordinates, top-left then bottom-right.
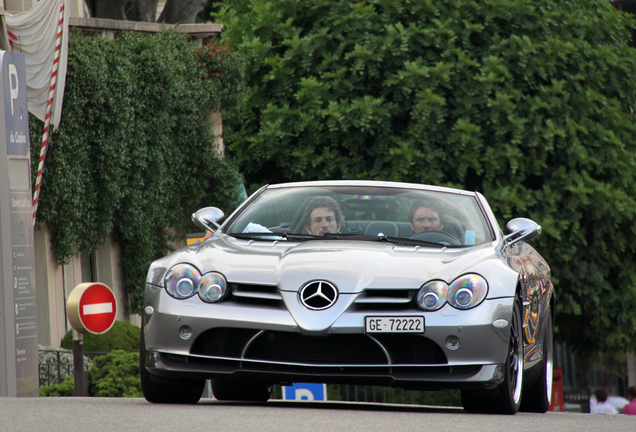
[[140, 328, 205, 404], [520, 309, 554, 413], [461, 296, 524, 414], [211, 379, 272, 402]]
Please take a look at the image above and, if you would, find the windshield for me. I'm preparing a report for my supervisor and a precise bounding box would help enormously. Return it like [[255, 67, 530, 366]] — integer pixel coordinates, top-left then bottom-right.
[[224, 186, 494, 246]]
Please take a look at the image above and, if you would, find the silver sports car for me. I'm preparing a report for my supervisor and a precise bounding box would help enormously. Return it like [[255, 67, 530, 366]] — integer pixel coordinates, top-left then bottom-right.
[[140, 180, 554, 414]]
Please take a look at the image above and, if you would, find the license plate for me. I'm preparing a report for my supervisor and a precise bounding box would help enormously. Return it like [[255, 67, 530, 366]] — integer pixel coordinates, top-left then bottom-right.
[[365, 316, 425, 333]]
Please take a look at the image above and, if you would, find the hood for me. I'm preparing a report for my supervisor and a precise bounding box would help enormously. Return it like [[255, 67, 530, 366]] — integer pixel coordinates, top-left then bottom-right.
[[146, 234, 518, 334], [148, 234, 514, 296]]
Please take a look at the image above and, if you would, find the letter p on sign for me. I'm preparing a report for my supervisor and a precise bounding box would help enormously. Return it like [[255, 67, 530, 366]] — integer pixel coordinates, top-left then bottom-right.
[[9, 64, 18, 116]]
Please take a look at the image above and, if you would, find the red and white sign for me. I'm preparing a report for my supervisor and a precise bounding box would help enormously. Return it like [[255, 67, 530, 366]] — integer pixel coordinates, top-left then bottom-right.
[[67, 283, 118, 334]]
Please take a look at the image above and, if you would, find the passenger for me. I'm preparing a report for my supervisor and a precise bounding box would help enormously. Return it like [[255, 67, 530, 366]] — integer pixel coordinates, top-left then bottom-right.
[[622, 386, 636, 415], [591, 388, 618, 414], [409, 199, 444, 234], [303, 196, 343, 236]]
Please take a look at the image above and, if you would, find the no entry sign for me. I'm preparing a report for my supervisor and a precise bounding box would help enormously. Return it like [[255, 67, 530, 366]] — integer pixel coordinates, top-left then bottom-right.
[[67, 283, 118, 334]]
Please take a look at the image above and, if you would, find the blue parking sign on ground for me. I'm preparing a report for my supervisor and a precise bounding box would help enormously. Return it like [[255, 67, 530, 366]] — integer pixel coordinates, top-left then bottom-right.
[[282, 383, 327, 401]]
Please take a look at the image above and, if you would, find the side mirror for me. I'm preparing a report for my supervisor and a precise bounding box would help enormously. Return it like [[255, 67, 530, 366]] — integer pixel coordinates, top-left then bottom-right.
[[503, 218, 541, 246], [192, 207, 225, 232]]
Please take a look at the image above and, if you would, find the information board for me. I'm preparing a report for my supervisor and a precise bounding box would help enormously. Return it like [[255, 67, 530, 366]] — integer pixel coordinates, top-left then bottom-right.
[[0, 51, 38, 397]]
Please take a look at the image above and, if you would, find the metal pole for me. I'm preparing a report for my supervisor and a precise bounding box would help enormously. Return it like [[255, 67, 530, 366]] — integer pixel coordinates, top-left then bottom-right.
[[56, 351, 61, 384], [72, 330, 87, 396]]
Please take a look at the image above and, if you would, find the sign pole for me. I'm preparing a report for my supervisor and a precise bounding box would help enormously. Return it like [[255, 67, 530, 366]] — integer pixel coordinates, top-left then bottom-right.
[[72, 329, 87, 396]]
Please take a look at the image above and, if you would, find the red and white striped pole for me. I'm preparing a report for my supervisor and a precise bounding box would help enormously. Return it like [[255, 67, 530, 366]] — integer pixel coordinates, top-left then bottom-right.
[[32, 2, 65, 227]]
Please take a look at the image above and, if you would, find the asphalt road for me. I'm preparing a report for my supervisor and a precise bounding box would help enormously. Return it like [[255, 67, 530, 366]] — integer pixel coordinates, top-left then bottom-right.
[[1, 397, 635, 432]]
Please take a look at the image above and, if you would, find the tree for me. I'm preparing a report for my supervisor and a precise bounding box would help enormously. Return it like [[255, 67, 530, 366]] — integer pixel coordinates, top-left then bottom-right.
[[217, 0, 636, 356], [84, 0, 211, 23]]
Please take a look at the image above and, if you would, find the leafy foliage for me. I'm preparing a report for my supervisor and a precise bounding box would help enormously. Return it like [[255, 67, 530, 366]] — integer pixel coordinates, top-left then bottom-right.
[[40, 376, 76, 397], [60, 321, 140, 353], [30, 30, 245, 314], [218, 0, 636, 354], [88, 350, 142, 397]]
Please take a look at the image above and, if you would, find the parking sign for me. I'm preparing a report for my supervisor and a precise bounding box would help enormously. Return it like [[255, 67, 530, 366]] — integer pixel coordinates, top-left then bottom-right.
[[282, 383, 327, 401]]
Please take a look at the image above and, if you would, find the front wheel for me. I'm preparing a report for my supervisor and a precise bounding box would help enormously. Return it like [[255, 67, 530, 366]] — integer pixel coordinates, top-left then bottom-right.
[[140, 328, 205, 404], [461, 295, 524, 414]]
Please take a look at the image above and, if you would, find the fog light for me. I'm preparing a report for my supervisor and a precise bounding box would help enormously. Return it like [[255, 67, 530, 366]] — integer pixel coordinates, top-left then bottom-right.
[[446, 335, 460, 350], [144, 306, 154, 315], [179, 326, 192, 340]]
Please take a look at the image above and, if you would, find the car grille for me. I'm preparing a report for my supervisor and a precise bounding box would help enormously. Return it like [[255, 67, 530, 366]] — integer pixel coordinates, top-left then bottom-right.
[[229, 283, 283, 306], [353, 288, 416, 311], [190, 328, 447, 366], [227, 284, 418, 310]]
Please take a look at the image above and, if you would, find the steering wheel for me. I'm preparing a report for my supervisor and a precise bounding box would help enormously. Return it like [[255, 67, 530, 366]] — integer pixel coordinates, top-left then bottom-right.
[[410, 230, 461, 246]]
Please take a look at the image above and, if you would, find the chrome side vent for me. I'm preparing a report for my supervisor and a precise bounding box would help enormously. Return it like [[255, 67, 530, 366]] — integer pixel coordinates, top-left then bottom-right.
[[355, 288, 414, 305], [230, 283, 282, 301]]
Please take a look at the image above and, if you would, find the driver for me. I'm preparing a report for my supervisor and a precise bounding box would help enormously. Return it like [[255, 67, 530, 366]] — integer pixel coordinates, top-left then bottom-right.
[[303, 196, 344, 236], [409, 199, 444, 234]]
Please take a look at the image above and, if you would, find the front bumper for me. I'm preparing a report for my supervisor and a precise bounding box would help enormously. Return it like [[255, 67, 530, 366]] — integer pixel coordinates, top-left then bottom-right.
[[143, 284, 514, 389]]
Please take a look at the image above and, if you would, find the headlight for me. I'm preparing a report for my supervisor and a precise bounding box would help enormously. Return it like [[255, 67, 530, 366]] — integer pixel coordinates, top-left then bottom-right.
[[198, 272, 228, 303], [448, 274, 488, 309], [165, 264, 201, 299], [416, 280, 448, 311], [416, 274, 488, 311]]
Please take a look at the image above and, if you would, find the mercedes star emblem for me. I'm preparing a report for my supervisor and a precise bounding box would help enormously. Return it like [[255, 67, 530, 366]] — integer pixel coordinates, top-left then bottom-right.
[[299, 280, 338, 310]]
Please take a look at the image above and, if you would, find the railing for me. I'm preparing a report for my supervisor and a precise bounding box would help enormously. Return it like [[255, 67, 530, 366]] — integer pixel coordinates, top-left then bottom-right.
[[203, 383, 460, 406], [273, 384, 459, 405], [38, 349, 106, 387]]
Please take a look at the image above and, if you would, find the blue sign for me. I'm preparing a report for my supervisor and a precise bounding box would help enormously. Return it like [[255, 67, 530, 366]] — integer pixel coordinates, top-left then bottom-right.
[[2, 52, 30, 156], [282, 383, 327, 401]]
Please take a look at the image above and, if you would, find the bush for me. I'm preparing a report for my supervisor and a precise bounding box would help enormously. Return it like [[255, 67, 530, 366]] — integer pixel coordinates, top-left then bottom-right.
[[88, 350, 142, 397], [60, 320, 140, 353], [40, 376, 76, 397]]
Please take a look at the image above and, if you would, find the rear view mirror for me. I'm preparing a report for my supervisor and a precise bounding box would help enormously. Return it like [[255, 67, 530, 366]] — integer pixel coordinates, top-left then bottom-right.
[[192, 207, 225, 232], [344, 199, 391, 212], [503, 218, 541, 246]]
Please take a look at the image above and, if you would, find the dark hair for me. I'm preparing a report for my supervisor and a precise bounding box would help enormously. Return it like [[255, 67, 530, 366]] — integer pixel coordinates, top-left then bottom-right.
[[594, 388, 608, 403], [628, 385, 636, 398], [408, 199, 444, 223], [303, 196, 344, 227]]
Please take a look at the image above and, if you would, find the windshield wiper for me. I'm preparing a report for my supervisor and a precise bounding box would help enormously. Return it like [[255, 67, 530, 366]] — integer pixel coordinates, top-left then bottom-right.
[[229, 232, 287, 240], [229, 232, 325, 241], [229, 232, 453, 247], [321, 233, 449, 248]]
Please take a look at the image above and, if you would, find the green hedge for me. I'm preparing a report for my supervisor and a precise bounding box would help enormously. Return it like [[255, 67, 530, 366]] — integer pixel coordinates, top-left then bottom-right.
[[40, 376, 76, 397], [60, 321, 140, 353], [88, 350, 142, 397], [30, 30, 245, 314], [40, 350, 141, 397]]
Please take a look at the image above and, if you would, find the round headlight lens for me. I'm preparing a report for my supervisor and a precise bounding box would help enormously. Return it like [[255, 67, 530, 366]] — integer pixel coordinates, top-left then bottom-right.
[[417, 280, 448, 311], [448, 274, 488, 309], [198, 272, 228, 303], [165, 264, 201, 299]]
